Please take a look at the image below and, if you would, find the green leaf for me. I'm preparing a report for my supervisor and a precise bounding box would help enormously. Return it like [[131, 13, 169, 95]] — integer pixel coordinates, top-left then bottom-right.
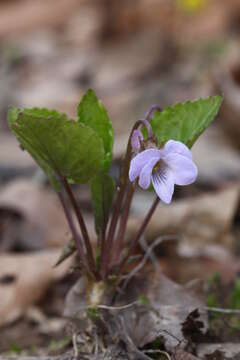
[[77, 89, 113, 170], [8, 106, 21, 123], [90, 173, 115, 234], [8, 107, 105, 188], [149, 96, 222, 148]]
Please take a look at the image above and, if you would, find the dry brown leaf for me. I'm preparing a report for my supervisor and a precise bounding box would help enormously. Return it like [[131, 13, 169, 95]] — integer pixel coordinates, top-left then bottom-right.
[[215, 49, 240, 148], [192, 128, 240, 184], [99, 0, 240, 44], [159, 254, 240, 285], [0, 249, 72, 326], [0, 179, 69, 250], [129, 185, 240, 248], [175, 349, 200, 360], [114, 270, 207, 351], [197, 343, 240, 359], [0, 0, 83, 39], [64, 268, 207, 351]]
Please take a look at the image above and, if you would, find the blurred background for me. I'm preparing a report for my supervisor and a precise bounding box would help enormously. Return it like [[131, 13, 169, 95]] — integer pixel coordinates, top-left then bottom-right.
[[1, 0, 240, 356]]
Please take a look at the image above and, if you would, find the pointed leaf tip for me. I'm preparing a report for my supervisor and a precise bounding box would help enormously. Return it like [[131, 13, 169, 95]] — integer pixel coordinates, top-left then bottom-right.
[[78, 89, 113, 171], [150, 95, 223, 148]]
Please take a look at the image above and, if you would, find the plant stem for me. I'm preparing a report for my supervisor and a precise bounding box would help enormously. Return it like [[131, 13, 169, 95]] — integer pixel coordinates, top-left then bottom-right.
[[102, 105, 162, 278], [113, 183, 135, 263], [106, 120, 143, 242], [102, 120, 143, 277], [57, 190, 89, 272], [97, 226, 105, 273], [144, 104, 162, 122], [60, 177, 96, 275], [99, 184, 125, 278], [119, 196, 160, 272]]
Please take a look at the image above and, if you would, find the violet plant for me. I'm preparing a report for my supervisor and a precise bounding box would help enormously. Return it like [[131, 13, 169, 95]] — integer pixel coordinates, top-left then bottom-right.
[[8, 90, 222, 284]]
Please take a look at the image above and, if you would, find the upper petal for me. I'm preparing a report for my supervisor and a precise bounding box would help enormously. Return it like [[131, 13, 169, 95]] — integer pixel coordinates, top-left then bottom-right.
[[138, 157, 159, 189], [151, 166, 174, 204], [165, 153, 198, 185], [162, 140, 192, 160], [129, 148, 161, 182]]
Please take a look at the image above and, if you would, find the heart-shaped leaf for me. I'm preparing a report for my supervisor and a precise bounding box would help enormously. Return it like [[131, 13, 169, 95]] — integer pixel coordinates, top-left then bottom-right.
[[9, 107, 105, 188], [149, 96, 222, 148]]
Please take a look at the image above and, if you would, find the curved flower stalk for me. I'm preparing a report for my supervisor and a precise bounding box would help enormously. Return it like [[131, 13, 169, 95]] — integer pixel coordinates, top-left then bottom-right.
[[131, 129, 144, 152], [129, 140, 198, 204]]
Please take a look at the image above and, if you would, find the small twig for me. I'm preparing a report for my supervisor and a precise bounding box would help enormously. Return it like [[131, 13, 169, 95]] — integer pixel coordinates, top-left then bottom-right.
[[73, 300, 139, 317], [121, 235, 176, 290], [93, 328, 99, 359], [139, 236, 161, 272], [119, 196, 160, 272], [96, 301, 138, 311], [157, 330, 185, 347], [117, 316, 152, 360], [143, 350, 171, 360], [204, 306, 240, 314], [72, 333, 79, 360]]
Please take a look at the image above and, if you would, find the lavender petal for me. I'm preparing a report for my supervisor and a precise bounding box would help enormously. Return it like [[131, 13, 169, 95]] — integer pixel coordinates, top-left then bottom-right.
[[165, 153, 198, 185], [129, 148, 161, 182], [163, 140, 192, 160], [152, 167, 174, 204], [138, 157, 159, 189]]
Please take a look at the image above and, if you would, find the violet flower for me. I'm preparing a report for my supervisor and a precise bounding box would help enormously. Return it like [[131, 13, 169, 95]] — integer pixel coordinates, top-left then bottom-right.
[[129, 140, 198, 204]]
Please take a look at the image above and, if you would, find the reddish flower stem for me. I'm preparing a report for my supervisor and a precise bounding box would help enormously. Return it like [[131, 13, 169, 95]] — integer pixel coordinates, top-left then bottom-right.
[[60, 177, 97, 277], [101, 120, 143, 277], [113, 183, 135, 262], [57, 190, 89, 273], [101, 104, 162, 278], [99, 184, 126, 278], [144, 104, 162, 122], [119, 196, 160, 272]]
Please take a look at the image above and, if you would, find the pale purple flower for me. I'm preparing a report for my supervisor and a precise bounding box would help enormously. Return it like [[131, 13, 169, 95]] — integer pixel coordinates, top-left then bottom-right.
[[129, 140, 198, 204]]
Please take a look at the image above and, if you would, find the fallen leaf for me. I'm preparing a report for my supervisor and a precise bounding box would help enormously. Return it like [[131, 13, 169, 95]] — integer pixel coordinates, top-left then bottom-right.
[[0, 249, 72, 326], [113, 270, 208, 351], [0, 179, 69, 251], [182, 309, 205, 343], [197, 343, 240, 359], [215, 51, 240, 149], [175, 349, 200, 360], [129, 184, 240, 249], [64, 266, 208, 352], [0, 0, 81, 39]]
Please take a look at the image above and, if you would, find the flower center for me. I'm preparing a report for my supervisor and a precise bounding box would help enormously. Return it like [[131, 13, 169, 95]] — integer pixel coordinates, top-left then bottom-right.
[[153, 159, 165, 174]]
